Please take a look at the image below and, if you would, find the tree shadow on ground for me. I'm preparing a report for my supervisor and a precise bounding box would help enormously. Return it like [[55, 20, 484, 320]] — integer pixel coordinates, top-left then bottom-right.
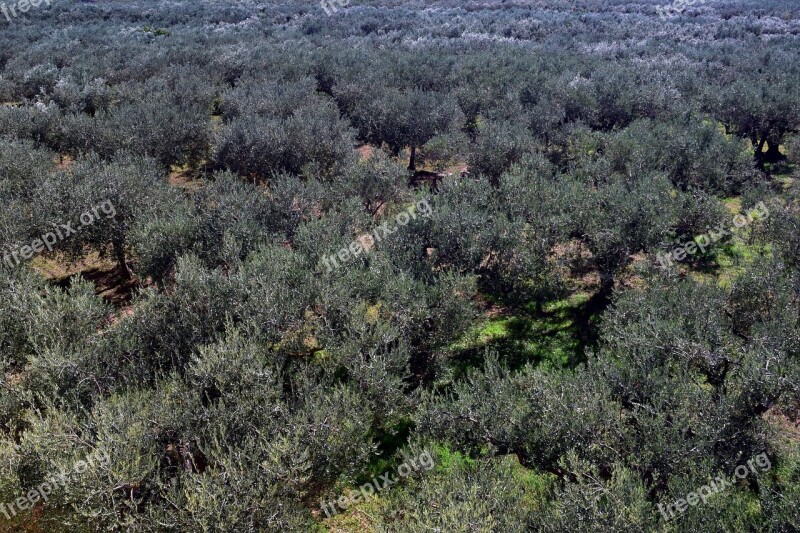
[[53, 265, 138, 307], [448, 289, 611, 380]]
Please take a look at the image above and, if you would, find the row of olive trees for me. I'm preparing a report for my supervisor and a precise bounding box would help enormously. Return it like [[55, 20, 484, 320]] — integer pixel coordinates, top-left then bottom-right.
[[2, 203, 797, 530], [1, 46, 797, 189], [0, 0, 798, 530], [414, 256, 800, 530]]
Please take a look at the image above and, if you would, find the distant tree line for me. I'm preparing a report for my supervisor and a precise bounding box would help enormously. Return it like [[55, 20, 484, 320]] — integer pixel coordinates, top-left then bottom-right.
[[0, 0, 798, 531]]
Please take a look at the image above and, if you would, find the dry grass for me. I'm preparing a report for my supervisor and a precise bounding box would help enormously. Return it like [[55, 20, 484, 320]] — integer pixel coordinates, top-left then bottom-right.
[[32, 250, 138, 306], [168, 165, 204, 190], [765, 406, 800, 447], [54, 154, 74, 171], [357, 144, 375, 161]]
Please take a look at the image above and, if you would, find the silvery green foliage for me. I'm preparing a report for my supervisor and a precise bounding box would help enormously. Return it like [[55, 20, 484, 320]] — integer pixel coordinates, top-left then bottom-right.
[[0, 0, 797, 530], [533, 453, 655, 533], [214, 100, 356, 180], [417, 268, 800, 523], [570, 172, 680, 292], [372, 451, 538, 533], [0, 137, 56, 245], [467, 120, 532, 184], [34, 153, 179, 276]]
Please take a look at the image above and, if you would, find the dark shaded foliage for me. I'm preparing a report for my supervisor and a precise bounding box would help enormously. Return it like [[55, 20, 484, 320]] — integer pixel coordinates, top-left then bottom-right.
[[0, 0, 798, 531]]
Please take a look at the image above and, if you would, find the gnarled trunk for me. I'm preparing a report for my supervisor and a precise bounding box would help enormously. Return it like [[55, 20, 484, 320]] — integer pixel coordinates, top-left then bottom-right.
[[764, 141, 785, 163], [113, 239, 133, 280], [408, 145, 417, 172], [599, 269, 615, 297]]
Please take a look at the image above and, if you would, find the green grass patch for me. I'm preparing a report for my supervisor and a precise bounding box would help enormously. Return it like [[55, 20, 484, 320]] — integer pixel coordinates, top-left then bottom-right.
[[505, 457, 557, 511], [691, 238, 772, 289], [715, 241, 773, 289], [320, 446, 555, 532], [431, 443, 477, 474], [722, 197, 742, 214], [357, 419, 416, 484], [319, 493, 384, 532], [448, 291, 597, 377]]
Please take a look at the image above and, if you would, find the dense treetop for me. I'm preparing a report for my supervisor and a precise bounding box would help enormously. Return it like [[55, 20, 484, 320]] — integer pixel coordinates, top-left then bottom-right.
[[0, 0, 798, 531]]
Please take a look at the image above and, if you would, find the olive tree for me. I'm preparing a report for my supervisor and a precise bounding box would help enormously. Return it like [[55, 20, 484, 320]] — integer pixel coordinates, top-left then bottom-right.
[[36, 153, 179, 278]]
